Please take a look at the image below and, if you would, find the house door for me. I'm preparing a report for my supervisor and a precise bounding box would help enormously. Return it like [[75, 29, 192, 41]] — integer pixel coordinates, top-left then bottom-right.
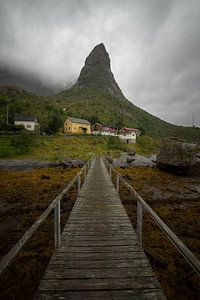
[[82, 128, 87, 134]]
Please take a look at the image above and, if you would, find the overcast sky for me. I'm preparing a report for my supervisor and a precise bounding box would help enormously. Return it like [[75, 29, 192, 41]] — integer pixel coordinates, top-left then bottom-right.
[[0, 0, 200, 126]]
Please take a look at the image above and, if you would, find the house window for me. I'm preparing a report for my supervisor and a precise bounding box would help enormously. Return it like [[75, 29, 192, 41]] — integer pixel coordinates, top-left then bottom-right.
[[26, 125, 31, 128], [68, 127, 70, 130], [74, 127, 76, 130]]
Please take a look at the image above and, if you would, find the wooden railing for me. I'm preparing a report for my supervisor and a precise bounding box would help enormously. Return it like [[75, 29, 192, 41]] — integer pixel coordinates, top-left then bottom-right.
[[0, 157, 93, 276], [102, 156, 200, 276]]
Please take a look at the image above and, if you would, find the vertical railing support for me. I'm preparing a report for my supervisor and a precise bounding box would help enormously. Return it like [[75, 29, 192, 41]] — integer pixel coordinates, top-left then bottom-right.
[[83, 166, 86, 179], [137, 200, 143, 247], [77, 173, 81, 193], [109, 164, 112, 177], [54, 200, 61, 248], [116, 174, 119, 193]]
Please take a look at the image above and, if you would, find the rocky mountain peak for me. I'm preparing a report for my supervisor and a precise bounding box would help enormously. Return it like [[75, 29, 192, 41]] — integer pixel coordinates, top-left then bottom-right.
[[73, 43, 125, 98], [85, 43, 110, 69]]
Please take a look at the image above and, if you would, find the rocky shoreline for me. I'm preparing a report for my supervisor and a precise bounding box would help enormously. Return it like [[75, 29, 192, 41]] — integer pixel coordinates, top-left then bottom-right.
[[0, 158, 85, 171]]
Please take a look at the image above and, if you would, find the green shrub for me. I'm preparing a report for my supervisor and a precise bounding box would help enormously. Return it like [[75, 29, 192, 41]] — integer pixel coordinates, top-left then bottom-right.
[[0, 145, 15, 158], [11, 130, 36, 154], [107, 136, 127, 151]]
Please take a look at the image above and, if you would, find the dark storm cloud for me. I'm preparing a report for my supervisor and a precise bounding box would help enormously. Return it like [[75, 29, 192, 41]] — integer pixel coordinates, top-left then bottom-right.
[[0, 0, 199, 126]]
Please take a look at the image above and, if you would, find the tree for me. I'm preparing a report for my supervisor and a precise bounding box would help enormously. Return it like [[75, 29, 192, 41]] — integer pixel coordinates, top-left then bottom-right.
[[46, 114, 63, 135]]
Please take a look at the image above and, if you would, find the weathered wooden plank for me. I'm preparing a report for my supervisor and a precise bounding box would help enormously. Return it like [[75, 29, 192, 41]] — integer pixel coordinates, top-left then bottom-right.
[[43, 267, 154, 279], [63, 228, 135, 234], [36, 290, 166, 300], [60, 240, 136, 247], [67, 220, 131, 225], [52, 252, 146, 260], [61, 235, 134, 241], [39, 277, 160, 291], [48, 258, 150, 269], [56, 246, 141, 253]]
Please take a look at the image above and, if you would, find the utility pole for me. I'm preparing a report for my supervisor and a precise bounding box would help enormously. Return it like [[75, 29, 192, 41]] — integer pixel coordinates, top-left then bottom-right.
[[6, 106, 9, 125], [192, 112, 195, 128]]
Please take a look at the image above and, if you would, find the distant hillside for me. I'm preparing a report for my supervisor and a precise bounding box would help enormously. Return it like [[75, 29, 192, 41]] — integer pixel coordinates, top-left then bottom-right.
[[0, 66, 63, 96], [50, 87, 200, 142], [0, 86, 65, 133], [0, 43, 200, 142]]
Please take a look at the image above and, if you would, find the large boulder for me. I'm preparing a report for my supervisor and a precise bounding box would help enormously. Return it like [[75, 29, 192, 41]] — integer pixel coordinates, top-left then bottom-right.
[[156, 138, 197, 175]]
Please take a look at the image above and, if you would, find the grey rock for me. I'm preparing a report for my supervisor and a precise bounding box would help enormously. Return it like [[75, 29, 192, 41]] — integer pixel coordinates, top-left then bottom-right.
[[113, 153, 156, 167], [156, 138, 197, 175], [127, 157, 135, 164], [126, 150, 136, 156]]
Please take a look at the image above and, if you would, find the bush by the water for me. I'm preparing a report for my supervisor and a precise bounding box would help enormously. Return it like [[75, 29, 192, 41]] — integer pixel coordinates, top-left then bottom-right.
[[107, 136, 127, 151], [11, 130, 36, 154]]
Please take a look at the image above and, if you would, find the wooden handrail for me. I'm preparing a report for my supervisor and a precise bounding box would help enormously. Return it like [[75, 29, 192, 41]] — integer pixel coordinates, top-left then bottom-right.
[[102, 156, 200, 276], [0, 158, 93, 276]]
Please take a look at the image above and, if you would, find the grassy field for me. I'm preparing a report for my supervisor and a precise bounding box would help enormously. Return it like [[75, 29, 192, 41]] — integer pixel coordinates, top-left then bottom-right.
[[0, 135, 130, 161], [0, 134, 163, 161]]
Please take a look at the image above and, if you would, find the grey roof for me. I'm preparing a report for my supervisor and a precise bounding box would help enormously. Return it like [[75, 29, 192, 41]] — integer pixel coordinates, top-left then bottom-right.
[[14, 115, 36, 122], [68, 116, 91, 125]]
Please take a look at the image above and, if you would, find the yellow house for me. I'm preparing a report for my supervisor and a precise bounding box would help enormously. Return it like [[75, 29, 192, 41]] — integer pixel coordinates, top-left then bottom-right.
[[64, 116, 91, 134]]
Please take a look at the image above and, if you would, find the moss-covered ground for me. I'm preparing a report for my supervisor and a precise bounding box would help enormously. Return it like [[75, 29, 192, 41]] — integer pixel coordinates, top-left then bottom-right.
[[0, 167, 80, 299], [116, 166, 200, 300]]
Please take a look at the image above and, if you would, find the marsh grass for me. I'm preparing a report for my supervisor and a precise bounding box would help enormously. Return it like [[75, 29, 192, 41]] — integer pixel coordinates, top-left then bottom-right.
[[116, 166, 200, 300], [0, 167, 80, 299]]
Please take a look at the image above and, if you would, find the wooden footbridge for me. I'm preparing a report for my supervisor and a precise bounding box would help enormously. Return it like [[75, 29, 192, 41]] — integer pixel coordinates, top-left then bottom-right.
[[0, 157, 200, 299]]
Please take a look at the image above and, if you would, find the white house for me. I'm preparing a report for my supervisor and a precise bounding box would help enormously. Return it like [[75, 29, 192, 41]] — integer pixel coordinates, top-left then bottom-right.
[[119, 131, 137, 144], [14, 115, 39, 131]]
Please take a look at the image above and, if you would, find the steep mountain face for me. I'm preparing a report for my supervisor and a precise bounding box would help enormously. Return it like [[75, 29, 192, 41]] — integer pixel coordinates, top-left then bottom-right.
[[72, 43, 124, 99], [0, 66, 63, 96]]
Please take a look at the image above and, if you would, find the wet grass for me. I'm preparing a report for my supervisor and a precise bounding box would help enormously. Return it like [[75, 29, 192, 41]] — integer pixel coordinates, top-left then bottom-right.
[[115, 166, 200, 300]]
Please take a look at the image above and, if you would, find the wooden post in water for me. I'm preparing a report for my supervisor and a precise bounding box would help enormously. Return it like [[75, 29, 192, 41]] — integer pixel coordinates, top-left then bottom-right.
[[54, 200, 61, 248], [137, 200, 143, 247], [116, 174, 119, 193]]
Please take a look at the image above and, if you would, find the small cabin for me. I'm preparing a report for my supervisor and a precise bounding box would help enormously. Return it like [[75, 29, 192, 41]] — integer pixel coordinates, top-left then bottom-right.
[[64, 117, 91, 134], [14, 115, 39, 131], [92, 123, 118, 136]]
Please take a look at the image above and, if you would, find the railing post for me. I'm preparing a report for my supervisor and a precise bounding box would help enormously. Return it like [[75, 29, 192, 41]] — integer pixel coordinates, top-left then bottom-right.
[[77, 173, 81, 193], [54, 200, 61, 248], [83, 166, 86, 179], [116, 174, 119, 193], [109, 164, 112, 177], [137, 200, 143, 247]]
